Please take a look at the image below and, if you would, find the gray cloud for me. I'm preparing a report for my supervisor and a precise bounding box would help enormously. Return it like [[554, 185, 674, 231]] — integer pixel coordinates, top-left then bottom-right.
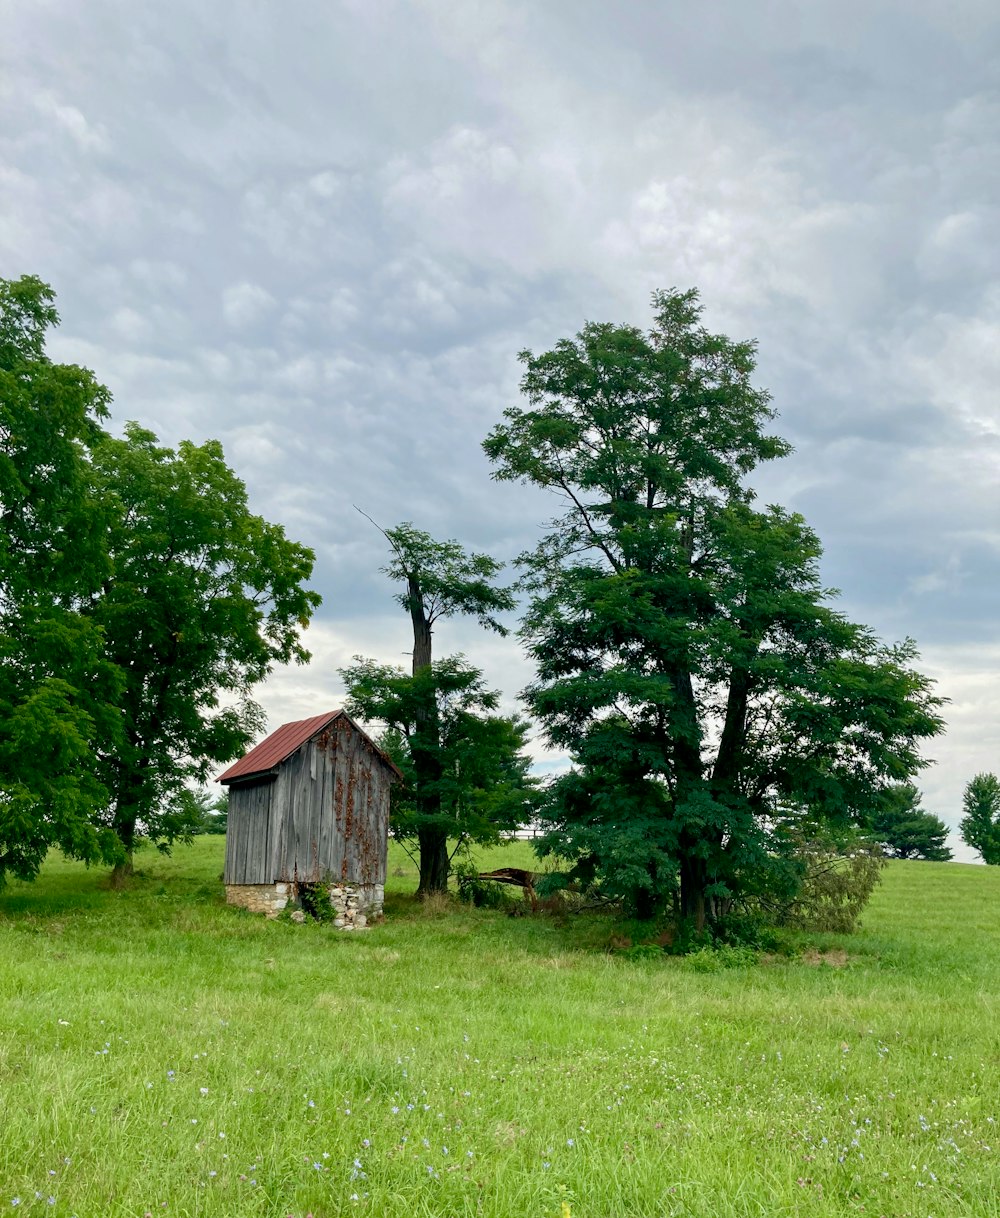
[[2, 0, 998, 853]]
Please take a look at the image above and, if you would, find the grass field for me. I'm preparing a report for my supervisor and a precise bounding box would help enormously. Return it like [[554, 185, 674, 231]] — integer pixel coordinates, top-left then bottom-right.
[[1, 840, 998, 1218]]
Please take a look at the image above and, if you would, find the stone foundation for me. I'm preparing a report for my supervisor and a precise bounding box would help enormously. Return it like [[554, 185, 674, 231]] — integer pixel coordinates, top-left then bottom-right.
[[225, 882, 291, 916], [328, 883, 384, 930], [225, 881, 384, 928]]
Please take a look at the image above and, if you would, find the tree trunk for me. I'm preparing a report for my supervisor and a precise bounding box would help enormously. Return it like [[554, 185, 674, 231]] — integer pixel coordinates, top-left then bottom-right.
[[416, 824, 450, 896], [405, 573, 448, 894], [110, 815, 136, 888], [680, 854, 707, 932], [408, 575, 433, 674]]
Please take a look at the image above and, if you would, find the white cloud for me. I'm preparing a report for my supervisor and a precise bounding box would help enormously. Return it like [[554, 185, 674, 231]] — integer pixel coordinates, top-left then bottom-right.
[[222, 282, 277, 329], [32, 89, 110, 153]]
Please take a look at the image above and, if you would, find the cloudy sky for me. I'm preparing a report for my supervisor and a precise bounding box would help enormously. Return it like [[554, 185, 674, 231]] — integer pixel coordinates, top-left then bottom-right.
[[3, 0, 998, 857]]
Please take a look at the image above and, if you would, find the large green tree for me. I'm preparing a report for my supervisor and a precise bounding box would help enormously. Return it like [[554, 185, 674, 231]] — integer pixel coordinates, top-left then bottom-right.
[[869, 783, 952, 860], [87, 424, 321, 875], [0, 276, 122, 882], [360, 519, 516, 893], [484, 289, 944, 926], [340, 654, 535, 880], [960, 773, 1000, 864]]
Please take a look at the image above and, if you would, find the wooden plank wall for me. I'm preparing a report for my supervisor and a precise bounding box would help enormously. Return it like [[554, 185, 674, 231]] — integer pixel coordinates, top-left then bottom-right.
[[223, 779, 275, 884], [226, 721, 394, 887]]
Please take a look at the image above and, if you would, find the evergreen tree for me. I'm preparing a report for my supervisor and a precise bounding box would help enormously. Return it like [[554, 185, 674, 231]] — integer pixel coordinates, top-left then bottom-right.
[[870, 783, 952, 860]]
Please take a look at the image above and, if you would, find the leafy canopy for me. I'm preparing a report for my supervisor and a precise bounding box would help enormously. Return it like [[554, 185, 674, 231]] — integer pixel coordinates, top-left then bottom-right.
[[379, 521, 516, 637], [0, 276, 122, 881], [960, 773, 1000, 865], [484, 288, 944, 923], [88, 422, 321, 855], [0, 275, 321, 880], [340, 655, 536, 858]]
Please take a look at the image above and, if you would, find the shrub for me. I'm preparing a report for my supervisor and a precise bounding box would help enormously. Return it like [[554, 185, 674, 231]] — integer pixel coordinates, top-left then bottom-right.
[[777, 840, 885, 933], [619, 943, 664, 962], [687, 943, 758, 971]]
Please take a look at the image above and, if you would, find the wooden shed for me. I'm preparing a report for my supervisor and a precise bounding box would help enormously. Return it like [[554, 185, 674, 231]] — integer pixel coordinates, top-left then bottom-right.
[[218, 710, 401, 925]]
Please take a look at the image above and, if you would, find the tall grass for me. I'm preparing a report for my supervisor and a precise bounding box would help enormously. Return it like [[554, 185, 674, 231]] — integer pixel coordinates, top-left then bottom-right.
[[1, 840, 998, 1216]]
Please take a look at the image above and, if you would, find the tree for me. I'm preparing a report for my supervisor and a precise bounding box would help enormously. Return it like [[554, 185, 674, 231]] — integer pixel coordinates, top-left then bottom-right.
[[0, 276, 123, 883], [869, 783, 952, 860], [87, 423, 321, 876], [960, 773, 1000, 864], [483, 289, 944, 927], [340, 654, 535, 878], [359, 518, 516, 893], [175, 787, 229, 835]]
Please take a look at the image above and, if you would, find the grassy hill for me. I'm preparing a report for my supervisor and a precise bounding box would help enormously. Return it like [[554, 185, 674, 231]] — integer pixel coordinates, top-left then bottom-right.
[[1, 840, 998, 1216]]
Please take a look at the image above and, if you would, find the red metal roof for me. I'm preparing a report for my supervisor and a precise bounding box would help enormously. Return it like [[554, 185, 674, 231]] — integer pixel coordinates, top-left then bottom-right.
[[218, 709, 403, 784], [217, 711, 343, 783]]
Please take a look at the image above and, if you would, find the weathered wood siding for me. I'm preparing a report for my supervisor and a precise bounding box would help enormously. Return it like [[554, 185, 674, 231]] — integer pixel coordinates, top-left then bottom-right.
[[223, 778, 277, 885], [224, 718, 392, 887]]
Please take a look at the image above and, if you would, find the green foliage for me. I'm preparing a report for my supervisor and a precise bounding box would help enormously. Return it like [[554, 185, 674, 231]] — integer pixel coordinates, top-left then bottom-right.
[[619, 942, 664, 961], [773, 833, 886, 934], [686, 943, 759, 971], [869, 782, 952, 860], [341, 655, 537, 869], [379, 521, 516, 640], [453, 858, 524, 911], [172, 788, 229, 837], [0, 276, 320, 879], [0, 276, 123, 882], [484, 288, 944, 925], [86, 422, 321, 857], [364, 519, 516, 894], [960, 772, 1000, 864]]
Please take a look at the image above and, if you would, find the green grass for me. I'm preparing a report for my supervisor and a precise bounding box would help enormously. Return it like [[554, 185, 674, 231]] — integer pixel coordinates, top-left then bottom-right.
[[1, 842, 998, 1217]]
